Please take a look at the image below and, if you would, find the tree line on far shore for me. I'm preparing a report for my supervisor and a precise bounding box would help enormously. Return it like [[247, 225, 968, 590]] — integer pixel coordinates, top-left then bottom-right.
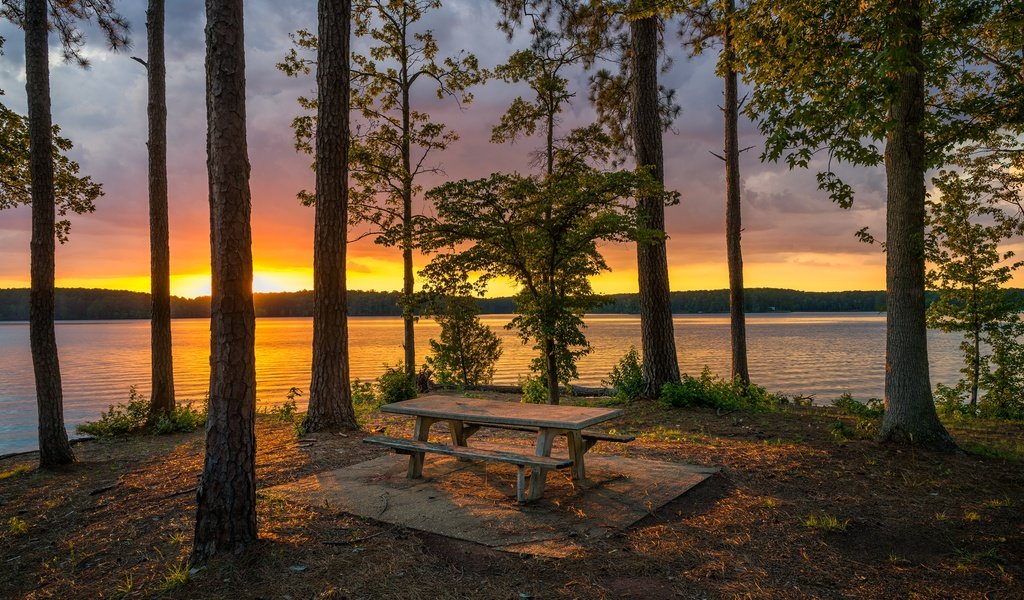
[[8, 287, 1022, 321]]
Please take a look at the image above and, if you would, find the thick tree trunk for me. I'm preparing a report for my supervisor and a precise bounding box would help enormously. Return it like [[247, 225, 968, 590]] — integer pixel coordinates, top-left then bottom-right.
[[723, 0, 748, 386], [25, 0, 74, 468], [307, 0, 357, 432], [146, 0, 175, 418], [877, 0, 955, 450], [193, 0, 258, 563], [544, 336, 559, 405], [630, 16, 680, 396]]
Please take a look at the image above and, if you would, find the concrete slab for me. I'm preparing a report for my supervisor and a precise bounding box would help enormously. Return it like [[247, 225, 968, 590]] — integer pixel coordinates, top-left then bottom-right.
[[267, 447, 717, 558]]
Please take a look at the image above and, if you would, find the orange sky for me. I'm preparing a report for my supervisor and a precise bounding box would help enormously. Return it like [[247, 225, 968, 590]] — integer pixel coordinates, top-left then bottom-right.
[[0, 3, 1020, 299]]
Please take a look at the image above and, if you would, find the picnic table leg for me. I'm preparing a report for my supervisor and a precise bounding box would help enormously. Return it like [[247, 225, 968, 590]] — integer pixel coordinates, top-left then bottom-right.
[[566, 430, 586, 481], [526, 427, 558, 501], [408, 417, 435, 478], [447, 419, 472, 462]]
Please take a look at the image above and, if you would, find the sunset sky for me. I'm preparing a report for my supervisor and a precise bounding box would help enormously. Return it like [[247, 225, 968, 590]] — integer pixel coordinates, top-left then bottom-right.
[[0, 1, 1008, 299]]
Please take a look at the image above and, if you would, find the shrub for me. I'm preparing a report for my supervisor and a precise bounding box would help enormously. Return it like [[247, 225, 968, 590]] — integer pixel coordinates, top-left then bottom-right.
[[352, 379, 382, 425], [426, 308, 502, 387], [660, 367, 786, 412], [604, 346, 644, 403], [520, 375, 548, 404], [267, 387, 302, 423], [376, 364, 417, 404], [832, 393, 884, 419], [78, 386, 206, 438]]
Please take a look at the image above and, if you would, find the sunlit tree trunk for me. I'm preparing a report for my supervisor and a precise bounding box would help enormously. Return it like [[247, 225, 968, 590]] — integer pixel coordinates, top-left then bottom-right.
[[307, 0, 358, 431], [723, 0, 749, 385], [193, 0, 258, 562], [877, 0, 955, 450], [630, 15, 680, 396], [146, 0, 175, 418], [25, 0, 75, 468]]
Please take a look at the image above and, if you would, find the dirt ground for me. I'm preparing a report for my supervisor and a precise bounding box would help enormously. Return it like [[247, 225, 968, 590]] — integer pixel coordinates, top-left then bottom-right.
[[1, 396, 1021, 599]]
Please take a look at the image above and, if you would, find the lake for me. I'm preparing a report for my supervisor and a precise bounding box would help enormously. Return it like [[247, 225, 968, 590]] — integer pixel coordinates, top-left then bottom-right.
[[0, 313, 965, 455]]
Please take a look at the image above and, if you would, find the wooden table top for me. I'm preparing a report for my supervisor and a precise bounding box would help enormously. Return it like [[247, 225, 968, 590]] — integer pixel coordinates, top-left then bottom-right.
[[380, 395, 623, 430]]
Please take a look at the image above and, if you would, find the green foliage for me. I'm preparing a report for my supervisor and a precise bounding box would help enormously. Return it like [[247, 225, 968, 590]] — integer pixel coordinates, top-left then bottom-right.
[[421, 265, 502, 387], [520, 375, 549, 405], [0, 100, 103, 243], [77, 386, 205, 438], [604, 346, 644, 402], [802, 513, 849, 533], [158, 561, 190, 593], [660, 367, 785, 412], [376, 364, 417, 404], [267, 387, 302, 423], [961, 439, 1024, 462], [7, 516, 28, 537], [832, 393, 884, 419]]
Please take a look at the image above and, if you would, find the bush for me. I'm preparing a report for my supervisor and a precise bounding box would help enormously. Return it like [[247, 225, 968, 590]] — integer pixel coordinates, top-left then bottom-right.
[[376, 364, 417, 404], [78, 385, 206, 438], [520, 375, 548, 404], [352, 379, 382, 425], [426, 309, 502, 388], [832, 393, 884, 419], [660, 367, 786, 412], [604, 346, 644, 403]]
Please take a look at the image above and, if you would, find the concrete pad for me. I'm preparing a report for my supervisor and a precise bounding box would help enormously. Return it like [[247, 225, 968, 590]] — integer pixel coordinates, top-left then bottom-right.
[[268, 447, 717, 558]]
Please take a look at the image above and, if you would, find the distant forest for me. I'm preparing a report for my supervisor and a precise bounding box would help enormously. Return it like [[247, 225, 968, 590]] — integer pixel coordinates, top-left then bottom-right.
[[8, 287, 1020, 321]]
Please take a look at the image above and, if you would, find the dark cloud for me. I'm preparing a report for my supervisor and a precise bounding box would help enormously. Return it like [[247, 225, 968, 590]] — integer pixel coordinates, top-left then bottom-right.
[[0, 2, 897, 292]]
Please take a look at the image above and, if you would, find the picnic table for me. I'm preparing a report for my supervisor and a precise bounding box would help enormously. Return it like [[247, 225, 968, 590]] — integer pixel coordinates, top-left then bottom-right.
[[364, 395, 634, 502]]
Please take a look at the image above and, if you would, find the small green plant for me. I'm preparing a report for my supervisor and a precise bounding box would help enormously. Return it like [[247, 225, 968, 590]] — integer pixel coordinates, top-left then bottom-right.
[[114, 573, 133, 599], [153, 402, 206, 434], [351, 379, 382, 425], [964, 510, 982, 522], [158, 561, 190, 593], [935, 511, 948, 521], [961, 439, 1024, 461], [603, 346, 644, 403], [660, 367, 786, 412], [268, 387, 303, 423], [7, 516, 28, 536], [376, 364, 417, 404], [802, 513, 849, 533], [520, 375, 548, 404], [167, 530, 187, 545], [78, 386, 206, 438], [832, 393, 884, 419]]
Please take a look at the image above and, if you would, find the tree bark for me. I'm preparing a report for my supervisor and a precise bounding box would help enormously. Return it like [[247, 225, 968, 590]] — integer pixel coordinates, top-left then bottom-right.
[[193, 0, 258, 563], [630, 15, 680, 396], [723, 0, 749, 386], [25, 0, 75, 468], [146, 0, 175, 418], [401, 65, 416, 380], [307, 0, 358, 432], [544, 336, 559, 405], [877, 0, 955, 450]]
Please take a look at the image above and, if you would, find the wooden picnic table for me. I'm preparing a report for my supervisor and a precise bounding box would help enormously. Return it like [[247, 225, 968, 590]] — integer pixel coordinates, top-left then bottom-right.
[[368, 395, 630, 502]]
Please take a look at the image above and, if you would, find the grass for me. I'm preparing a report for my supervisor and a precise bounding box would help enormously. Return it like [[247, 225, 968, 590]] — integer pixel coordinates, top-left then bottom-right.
[[0, 464, 31, 481], [960, 439, 1024, 461], [157, 561, 190, 593], [7, 516, 28, 536], [802, 513, 850, 533]]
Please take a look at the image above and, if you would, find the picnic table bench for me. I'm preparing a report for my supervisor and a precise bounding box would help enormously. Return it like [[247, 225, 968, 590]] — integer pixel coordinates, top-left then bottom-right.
[[363, 395, 634, 502]]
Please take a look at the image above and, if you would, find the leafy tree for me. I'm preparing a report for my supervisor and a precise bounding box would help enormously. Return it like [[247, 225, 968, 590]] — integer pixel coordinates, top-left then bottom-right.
[[422, 144, 672, 404], [278, 0, 484, 380], [496, 0, 682, 396], [926, 167, 1023, 408], [306, 0, 358, 432], [193, 0, 257, 563], [734, 0, 1023, 448], [2, 0, 128, 468], [130, 0, 175, 419], [420, 263, 502, 388]]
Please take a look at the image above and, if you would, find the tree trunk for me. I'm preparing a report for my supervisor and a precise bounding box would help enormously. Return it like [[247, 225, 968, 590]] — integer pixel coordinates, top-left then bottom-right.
[[544, 336, 559, 405], [630, 15, 680, 396], [25, 0, 74, 468], [877, 0, 955, 450], [401, 36, 416, 380], [193, 0, 258, 563], [723, 0, 749, 386], [307, 0, 357, 432], [146, 0, 175, 418]]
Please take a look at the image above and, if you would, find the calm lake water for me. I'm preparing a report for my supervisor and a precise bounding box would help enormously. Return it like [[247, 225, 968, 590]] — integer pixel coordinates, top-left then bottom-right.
[[0, 313, 964, 455]]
